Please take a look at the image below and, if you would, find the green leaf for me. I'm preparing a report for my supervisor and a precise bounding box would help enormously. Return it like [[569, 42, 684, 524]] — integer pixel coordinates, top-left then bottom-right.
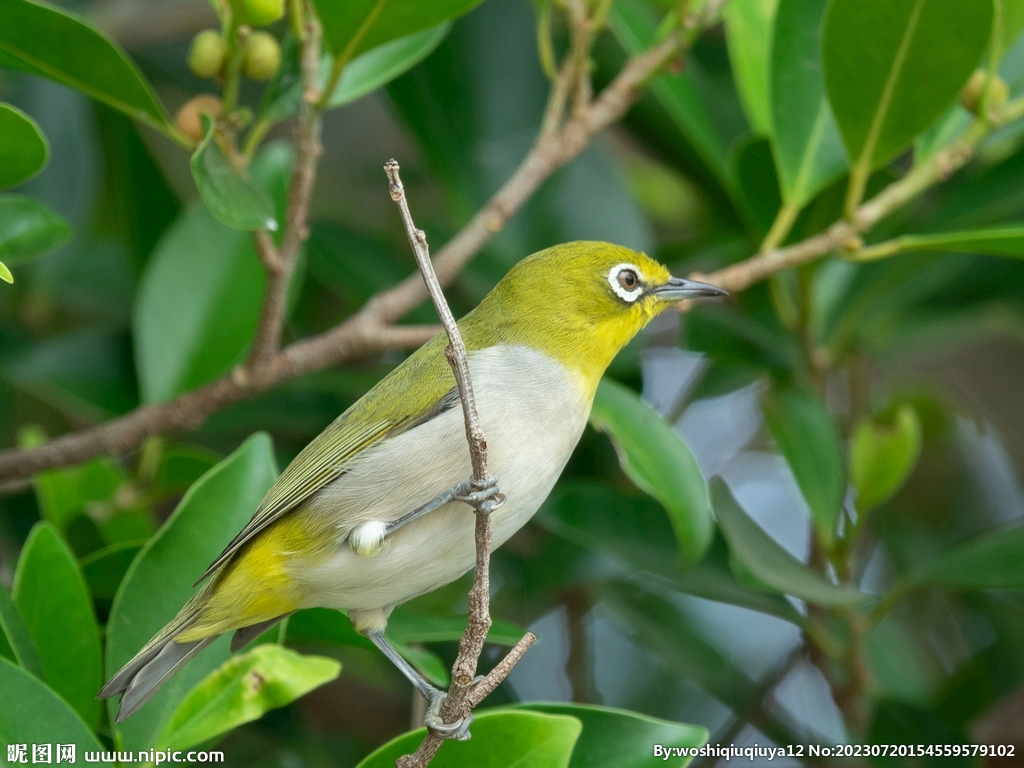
[[391, 642, 448, 688], [355, 710, 582, 768], [882, 226, 1024, 257], [191, 116, 277, 232], [770, 0, 848, 206], [849, 404, 922, 512], [609, 0, 732, 185], [314, 0, 480, 60], [763, 388, 844, 546], [327, 24, 450, 108], [80, 540, 145, 600], [516, 703, 707, 768], [711, 479, 868, 606], [0, 583, 43, 678], [157, 644, 340, 751], [0, 0, 170, 128], [823, 0, 992, 171], [12, 522, 102, 728], [18, 427, 124, 530], [723, 0, 778, 135], [0, 261, 11, 284], [133, 206, 264, 402], [0, 656, 103, 756], [590, 379, 713, 564], [0, 104, 48, 190], [134, 146, 293, 403], [0, 195, 72, 264], [905, 522, 1024, 590], [107, 434, 279, 751], [733, 135, 782, 235]]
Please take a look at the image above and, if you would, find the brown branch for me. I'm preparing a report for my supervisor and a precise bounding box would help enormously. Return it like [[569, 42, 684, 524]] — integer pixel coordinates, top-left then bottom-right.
[[384, 160, 532, 768], [246, 16, 323, 369]]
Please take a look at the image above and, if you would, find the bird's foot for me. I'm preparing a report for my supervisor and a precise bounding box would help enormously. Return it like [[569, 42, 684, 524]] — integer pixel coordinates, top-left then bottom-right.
[[423, 690, 473, 741], [453, 476, 506, 514]]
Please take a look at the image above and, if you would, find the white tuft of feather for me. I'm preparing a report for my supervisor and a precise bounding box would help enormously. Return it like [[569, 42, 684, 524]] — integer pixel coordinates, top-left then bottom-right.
[[349, 520, 388, 557]]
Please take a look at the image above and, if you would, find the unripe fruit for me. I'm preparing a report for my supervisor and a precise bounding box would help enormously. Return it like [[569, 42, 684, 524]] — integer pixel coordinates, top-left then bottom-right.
[[960, 69, 1010, 115], [235, 0, 284, 27], [175, 94, 222, 143], [188, 30, 226, 79], [242, 32, 282, 81]]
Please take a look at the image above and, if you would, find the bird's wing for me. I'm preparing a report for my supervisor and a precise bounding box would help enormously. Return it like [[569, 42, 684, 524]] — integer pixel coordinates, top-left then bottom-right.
[[195, 335, 457, 584]]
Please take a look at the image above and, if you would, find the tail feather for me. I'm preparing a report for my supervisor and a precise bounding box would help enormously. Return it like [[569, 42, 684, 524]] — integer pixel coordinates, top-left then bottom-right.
[[114, 637, 215, 722], [230, 614, 290, 652]]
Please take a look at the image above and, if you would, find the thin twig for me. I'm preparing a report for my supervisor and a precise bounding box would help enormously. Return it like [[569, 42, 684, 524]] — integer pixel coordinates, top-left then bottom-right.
[[384, 160, 532, 768], [246, 15, 323, 369]]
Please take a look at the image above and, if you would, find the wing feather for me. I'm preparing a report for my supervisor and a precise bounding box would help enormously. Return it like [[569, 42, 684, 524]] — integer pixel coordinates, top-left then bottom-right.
[[194, 335, 456, 584]]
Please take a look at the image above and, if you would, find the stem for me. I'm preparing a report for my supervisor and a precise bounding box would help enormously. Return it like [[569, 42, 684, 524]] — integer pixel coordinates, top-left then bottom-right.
[[844, 158, 870, 221], [760, 202, 800, 252], [844, 237, 904, 262]]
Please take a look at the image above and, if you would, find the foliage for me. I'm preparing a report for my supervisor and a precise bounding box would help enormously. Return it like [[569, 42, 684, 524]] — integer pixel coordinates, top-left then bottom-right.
[[1, 0, 1024, 764]]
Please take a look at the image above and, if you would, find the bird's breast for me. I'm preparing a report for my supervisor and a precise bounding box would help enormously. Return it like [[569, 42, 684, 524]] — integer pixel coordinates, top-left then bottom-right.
[[293, 344, 591, 613]]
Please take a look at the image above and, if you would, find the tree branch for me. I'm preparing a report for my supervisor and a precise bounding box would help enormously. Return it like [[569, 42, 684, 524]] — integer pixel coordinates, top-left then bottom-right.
[[246, 15, 323, 370]]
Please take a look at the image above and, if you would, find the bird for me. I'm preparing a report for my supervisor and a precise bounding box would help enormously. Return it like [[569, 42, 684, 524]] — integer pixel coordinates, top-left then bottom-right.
[[99, 241, 725, 737]]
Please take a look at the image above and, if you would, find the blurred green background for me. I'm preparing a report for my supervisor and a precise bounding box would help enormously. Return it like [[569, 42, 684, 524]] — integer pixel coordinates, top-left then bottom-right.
[[2, 0, 1024, 765]]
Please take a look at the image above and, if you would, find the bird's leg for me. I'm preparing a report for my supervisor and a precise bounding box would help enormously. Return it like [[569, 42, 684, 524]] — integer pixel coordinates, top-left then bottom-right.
[[349, 478, 505, 557], [367, 632, 474, 740], [452, 475, 505, 513]]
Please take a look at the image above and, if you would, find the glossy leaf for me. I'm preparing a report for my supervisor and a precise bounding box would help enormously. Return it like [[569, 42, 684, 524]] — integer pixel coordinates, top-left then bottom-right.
[[191, 116, 277, 232], [823, 0, 992, 171], [0, 195, 72, 265], [733, 136, 782, 235], [849, 404, 922, 511], [906, 523, 1024, 589], [0, 0, 169, 128], [712, 479, 868, 606], [314, 0, 480, 59], [387, 610, 526, 647], [355, 710, 582, 768], [327, 24, 450, 108], [107, 434, 279, 751], [609, 0, 732, 185], [0, 657, 103, 755], [0, 105, 48, 190], [517, 703, 707, 768], [883, 226, 1024, 257], [157, 644, 340, 751], [134, 147, 294, 403], [590, 379, 713, 564], [763, 388, 844, 546], [723, 0, 777, 135], [81, 541, 145, 601], [0, 261, 11, 284], [12, 523, 102, 727], [770, 0, 847, 206], [0, 583, 43, 678]]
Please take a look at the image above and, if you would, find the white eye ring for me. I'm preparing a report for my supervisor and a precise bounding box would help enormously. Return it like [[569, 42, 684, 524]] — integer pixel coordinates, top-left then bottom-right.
[[608, 263, 644, 303]]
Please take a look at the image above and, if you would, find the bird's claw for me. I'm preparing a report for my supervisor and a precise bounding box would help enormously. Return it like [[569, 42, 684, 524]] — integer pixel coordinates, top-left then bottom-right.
[[453, 476, 506, 514], [423, 690, 474, 741]]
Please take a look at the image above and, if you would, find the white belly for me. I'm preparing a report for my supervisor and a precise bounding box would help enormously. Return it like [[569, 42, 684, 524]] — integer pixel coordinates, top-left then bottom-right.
[[292, 344, 591, 632]]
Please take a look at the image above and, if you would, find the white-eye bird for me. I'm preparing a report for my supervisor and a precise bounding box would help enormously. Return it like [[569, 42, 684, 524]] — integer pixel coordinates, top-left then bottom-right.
[[99, 241, 725, 735]]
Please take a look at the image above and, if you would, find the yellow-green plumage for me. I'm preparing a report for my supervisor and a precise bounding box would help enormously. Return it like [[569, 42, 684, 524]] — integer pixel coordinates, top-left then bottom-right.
[[100, 241, 722, 721]]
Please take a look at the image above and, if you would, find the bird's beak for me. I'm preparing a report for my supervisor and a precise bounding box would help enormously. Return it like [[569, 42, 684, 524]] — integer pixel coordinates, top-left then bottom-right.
[[649, 276, 728, 301]]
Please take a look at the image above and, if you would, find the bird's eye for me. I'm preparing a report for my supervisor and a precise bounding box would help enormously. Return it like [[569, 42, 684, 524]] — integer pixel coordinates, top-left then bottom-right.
[[617, 269, 639, 291]]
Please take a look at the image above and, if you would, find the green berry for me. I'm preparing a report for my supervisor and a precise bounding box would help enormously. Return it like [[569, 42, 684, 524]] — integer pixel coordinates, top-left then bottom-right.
[[237, 0, 284, 27], [242, 32, 282, 81], [188, 30, 226, 79], [960, 69, 1010, 115]]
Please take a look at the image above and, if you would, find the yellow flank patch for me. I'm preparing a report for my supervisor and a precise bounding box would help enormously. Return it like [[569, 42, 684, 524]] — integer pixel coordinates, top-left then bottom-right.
[[177, 513, 324, 640]]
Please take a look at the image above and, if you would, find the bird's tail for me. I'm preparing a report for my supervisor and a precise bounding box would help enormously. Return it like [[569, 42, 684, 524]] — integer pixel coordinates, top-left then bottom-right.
[[98, 587, 217, 723]]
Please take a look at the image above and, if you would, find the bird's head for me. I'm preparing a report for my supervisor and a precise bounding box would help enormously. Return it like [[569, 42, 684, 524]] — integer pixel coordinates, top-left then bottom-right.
[[464, 241, 726, 388]]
